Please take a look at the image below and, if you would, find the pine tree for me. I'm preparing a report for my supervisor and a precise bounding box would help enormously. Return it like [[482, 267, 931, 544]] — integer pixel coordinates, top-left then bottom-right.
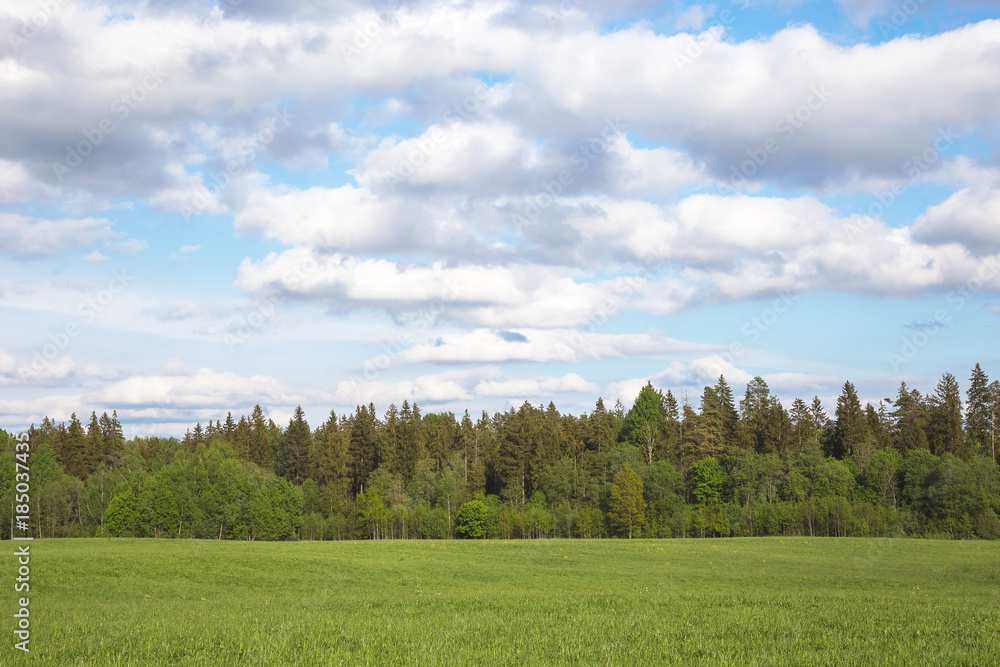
[[382, 404, 400, 475], [714, 376, 740, 455], [832, 381, 870, 459], [891, 382, 929, 453], [498, 402, 536, 504], [698, 385, 723, 460], [249, 405, 271, 468], [224, 412, 235, 440], [398, 401, 426, 481], [348, 404, 379, 495], [85, 412, 103, 475], [990, 380, 999, 464], [661, 390, 681, 463], [99, 411, 124, 468], [191, 422, 204, 449], [459, 410, 486, 494], [790, 398, 815, 452], [740, 377, 779, 453], [966, 364, 991, 455], [309, 409, 349, 490], [810, 396, 829, 430], [233, 416, 251, 459], [278, 405, 312, 483], [927, 372, 965, 457], [64, 413, 86, 478], [588, 398, 616, 453]]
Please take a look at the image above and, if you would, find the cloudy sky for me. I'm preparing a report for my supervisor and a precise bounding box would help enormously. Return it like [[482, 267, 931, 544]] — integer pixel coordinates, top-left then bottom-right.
[[2, 0, 999, 435]]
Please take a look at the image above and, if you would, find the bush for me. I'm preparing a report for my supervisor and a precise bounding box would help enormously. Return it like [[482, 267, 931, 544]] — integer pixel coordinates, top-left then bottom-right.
[[455, 500, 488, 539], [975, 509, 1000, 540]]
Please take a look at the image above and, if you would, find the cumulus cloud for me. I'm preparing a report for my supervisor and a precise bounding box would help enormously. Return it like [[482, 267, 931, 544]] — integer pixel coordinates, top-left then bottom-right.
[[604, 357, 844, 406], [331, 366, 599, 406], [913, 182, 1000, 253], [0, 350, 108, 388], [1, 1, 998, 429], [0, 214, 111, 257], [94, 367, 295, 409], [236, 248, 628, 327], [398, 328, 718, 363]]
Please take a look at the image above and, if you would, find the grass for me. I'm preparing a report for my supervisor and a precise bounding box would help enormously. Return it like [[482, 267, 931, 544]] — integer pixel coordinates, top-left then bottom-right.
[[8, 537, 1000, 665]]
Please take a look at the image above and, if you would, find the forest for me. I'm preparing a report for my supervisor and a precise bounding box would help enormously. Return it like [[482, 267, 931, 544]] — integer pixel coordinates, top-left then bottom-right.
[[3, 364, 999, 542]]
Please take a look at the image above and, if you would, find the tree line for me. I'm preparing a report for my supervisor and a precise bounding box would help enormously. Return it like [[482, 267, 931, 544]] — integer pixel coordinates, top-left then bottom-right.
[[2, 364, 998, 541]]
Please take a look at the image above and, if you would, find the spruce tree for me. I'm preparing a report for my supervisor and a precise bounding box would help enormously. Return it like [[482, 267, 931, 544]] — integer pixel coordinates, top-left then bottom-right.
[[927, 373, 965, 457], [278, 405, 312, 483], [832, 381, 870, 459], [249, 404, 271, 468], [65, 413, 86, 479], [966, 364, 991, 455]]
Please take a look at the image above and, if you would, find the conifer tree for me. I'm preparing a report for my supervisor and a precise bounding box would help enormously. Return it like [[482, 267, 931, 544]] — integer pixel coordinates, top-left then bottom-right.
[[662, 390, 682, 463], [966, 364, 992, 455], [233, 416, 252, 459], [588, 398, 616, 453], [224, 412, 235, 440], [348, 404, 379, 494], [891, 382, 929, 453], [790, 398, 815, 452], [832, 381, 871, 459], [278, 405, 312, 484], [249, 404, 271, 468], [64, 413, 86, 479], [85, 412, 103, 475], [927, 373, 965, 457]]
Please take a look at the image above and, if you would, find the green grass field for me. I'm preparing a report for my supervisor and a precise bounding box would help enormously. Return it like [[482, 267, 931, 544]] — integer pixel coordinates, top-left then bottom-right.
[[8, 537, 1000, 665]]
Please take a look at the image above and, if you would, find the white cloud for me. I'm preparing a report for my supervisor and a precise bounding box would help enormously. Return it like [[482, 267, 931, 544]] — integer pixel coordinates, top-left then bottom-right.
[[398, 328, 717, 363], [0, 214, 111, 258], [169, 244, 203, 261], [236, 248, 627, 327], [604, 357, 844, 405], [331, 366, 599, 406], [913, 182, 1000, 252], [0, 159, 57, 204], [95, 367, 295, 409], [0, 351, 108, 388], [674, 4, 712, 31]]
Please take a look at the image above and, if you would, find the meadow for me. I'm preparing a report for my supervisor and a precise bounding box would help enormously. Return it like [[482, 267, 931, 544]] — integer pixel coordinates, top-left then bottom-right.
[[9, 537, 1000, 665]]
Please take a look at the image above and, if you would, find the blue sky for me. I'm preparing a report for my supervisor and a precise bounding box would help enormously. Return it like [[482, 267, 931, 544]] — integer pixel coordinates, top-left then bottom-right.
[[1, 0, 999, 435]]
